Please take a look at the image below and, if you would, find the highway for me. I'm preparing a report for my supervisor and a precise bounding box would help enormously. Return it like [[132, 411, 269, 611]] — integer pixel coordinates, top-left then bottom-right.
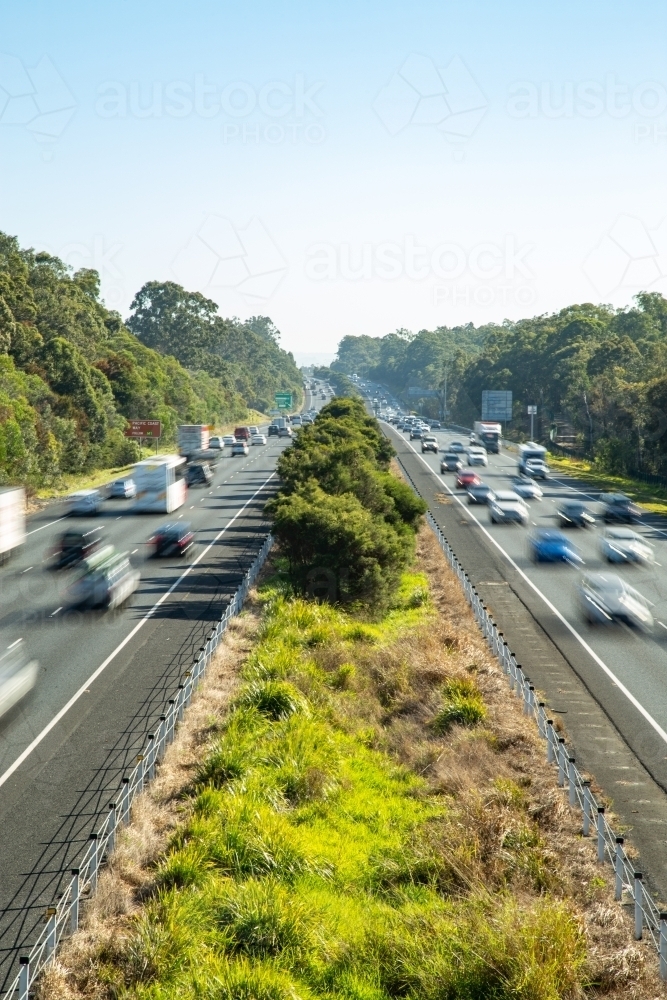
[[0, 385, 326, 987], [382, 415, 667, 895]]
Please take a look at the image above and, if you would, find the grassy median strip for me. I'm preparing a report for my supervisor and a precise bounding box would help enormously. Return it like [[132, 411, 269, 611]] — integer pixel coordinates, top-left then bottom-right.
[[547, 453, 667, 517], [42, 526, 665, 1000]]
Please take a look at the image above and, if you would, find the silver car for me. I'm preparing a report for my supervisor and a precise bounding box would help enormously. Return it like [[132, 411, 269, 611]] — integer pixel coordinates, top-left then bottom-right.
[[578, 572, 653, 632], [67, 546, 140, 610], [68, 489, 102, 516], [467, 447, 488, 467], [511, 476, 543, 500], [0, 639, 38, 719], [600, 527, 654, 565], [489, 491, 529, 525], [525, 459, 549, 480]]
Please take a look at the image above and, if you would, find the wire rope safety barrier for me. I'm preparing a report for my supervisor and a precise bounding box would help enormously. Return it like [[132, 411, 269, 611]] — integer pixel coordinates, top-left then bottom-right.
[[5, 532, 274, 1000]]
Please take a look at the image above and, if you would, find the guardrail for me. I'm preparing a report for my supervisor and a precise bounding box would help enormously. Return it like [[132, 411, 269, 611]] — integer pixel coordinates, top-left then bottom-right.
[[423, 510, 667, 978], [4, 532, 274, 1000]]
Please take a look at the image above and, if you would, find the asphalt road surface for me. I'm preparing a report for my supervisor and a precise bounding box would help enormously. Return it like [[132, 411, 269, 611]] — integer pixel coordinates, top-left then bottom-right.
[[0, 386, 328, 988]]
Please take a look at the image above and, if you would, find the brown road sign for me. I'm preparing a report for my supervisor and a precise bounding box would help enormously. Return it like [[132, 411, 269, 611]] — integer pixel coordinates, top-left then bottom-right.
[[124, 419, 161, 438]]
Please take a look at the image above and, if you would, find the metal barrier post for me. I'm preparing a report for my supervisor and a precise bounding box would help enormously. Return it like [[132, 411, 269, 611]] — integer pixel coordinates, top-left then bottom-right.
[[19, 956, 29, 1000], [89, 832, 99, 893], [597, 808, 606, 862], [177, 684, 185, 722], [136, 754, 145, 793], [167, 700, 176, 742], [157, 715, 167, 758], [615, 838, 624, 901], [107, 802, 117, 854], [582, 781, 591, 836], [660, 912, 667, 980], [46, 906, 56, 961], [568, 755, 577, 807], [121, 777, 130, 825], [558, 738, 566, 786], [147, 735, 155, 781], [634, 873, 644, 939], [71, 869, 80, 934], [546, 720, 555, 762]]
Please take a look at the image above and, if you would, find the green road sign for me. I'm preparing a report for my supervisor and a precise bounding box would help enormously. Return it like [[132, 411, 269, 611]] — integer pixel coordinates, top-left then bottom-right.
[[275, 392, 293, 409]]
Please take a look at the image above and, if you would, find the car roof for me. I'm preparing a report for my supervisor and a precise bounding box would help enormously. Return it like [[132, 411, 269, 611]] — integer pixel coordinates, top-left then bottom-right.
[[495, 491, 522, 501], [605, 527, 637, 538]]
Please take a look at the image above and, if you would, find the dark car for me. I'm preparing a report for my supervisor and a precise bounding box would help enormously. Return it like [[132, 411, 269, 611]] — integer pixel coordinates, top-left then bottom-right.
[[149, 522, 195, 558], [441, 453, 463, 473], [51, 529, 104, 570], [186, 462, 213, 487], [601, 493, 641, 524], [268, 424, 279, 436], [429, 420, 441, 429], [557, 500, 595, 528], [467, 483, 496, 505]]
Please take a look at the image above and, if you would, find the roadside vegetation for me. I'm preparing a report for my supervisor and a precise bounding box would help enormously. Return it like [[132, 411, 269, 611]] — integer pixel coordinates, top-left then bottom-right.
[[0, 232, 300, 493], [43, 524, 663, 1000], [266, 398, 427, 608], [331, 292, 667, 482]]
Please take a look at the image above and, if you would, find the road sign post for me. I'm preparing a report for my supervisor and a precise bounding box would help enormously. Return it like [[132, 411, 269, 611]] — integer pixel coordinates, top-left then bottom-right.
[[527, 405, 537, 440]]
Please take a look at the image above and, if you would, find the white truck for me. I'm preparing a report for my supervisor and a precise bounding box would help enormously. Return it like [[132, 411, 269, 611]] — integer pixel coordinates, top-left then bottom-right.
[[473, 421, 502, 454], [518, 442, 549, 477], [132, 455, 187, 513], [0, 487, 25, 564], [178, 424, 210, 458]]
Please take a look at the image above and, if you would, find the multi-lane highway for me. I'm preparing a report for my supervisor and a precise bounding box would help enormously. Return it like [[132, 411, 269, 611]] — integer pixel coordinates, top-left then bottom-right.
[[0, 385, 326, 987], [383, 416, 667, 895]]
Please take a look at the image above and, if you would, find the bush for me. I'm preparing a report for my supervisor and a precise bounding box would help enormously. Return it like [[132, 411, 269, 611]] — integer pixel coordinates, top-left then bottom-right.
[[432, 678, 487, 733]]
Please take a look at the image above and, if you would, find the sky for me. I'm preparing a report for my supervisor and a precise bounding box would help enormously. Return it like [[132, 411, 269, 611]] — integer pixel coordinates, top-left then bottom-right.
[[1, 0, 667, 361]]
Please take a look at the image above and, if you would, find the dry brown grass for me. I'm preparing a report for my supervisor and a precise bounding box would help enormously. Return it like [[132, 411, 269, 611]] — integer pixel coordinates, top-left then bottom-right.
[[36, 525, 667, 999]]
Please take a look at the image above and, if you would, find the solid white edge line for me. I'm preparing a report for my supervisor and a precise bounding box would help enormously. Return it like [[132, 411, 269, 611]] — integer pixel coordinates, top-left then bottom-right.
[[0, 471, 275, 790], [391, 425, 667, 746]]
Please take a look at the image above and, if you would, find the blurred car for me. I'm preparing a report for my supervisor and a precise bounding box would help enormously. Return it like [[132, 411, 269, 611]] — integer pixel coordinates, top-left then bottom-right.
[[0, 639, 38, 720], [557, 500, 595, 528], [489, 491, 529, 525], [510, 475, 543, 500], [410, 427, 424, 440], [529, 529, 583, 564], [578, 572, 653, 632], [525, 458, 549, 479], [50, 528, 104, 570], [67, 489, 102, 516], [430, 420, 441, 429], [601, 493, 642, 524], [268, 425, 279, 436], [149, 522, 194, 558], [223, 434, 236, 445], [186, 462, 213, 486], [467, 483, 496, 505], [600, 527, 654, 564], [231, 440, 250, 456], [108, 477, 136, 499], [251, 433, 267, 445], [441, 453, 463, 473], [66, 546, 140, 610], [449, 441, 465, 453], [467, 447, 488, 467], [209, 436, 223, 450], [456, 470, 482, 490], [278, 426, 293, 439], [421, 435, 439, 453], [249, 425, 259, 435]]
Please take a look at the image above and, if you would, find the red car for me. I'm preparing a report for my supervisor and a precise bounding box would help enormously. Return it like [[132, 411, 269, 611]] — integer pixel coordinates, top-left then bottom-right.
[[456, 470, 482, 490]]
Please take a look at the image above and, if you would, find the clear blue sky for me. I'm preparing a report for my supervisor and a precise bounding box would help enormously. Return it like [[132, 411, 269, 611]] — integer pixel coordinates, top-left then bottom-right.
[[2, 0, 666, 358]]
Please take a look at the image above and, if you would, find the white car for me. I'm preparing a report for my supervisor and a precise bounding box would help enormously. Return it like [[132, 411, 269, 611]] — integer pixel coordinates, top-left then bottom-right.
[[0, 639, 38, 720], [251, 433, 267, 446], [231, 440, 250, 456], [578, 572, 653, 632], [489, 491, 529, 525], [600, 527, 654, 565], [68, 489, 103, 516], [248, 425, 259, 435], [525, 459, 549, 480], [510, 476, 543, 500], [467, 447, 488, 467], [209, 436, 223, 450], [222, 434, 236, 446]]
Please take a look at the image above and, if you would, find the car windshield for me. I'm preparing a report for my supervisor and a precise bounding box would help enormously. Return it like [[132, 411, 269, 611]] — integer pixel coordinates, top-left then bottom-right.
[[606, 528, 638, 539]]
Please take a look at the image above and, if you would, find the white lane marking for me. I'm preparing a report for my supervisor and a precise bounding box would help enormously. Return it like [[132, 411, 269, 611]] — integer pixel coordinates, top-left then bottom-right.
[[131, 549, 138, 555], [21, 566, 33, 574], [27, 515, 67, 536], [50, 607, 62, 617], [395, 427, 667, 746], [0, 472, 276, 791], [659, 622, 667, 631]]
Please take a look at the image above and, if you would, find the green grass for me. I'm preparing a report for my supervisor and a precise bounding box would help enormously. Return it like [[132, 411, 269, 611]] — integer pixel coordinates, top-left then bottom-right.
[[106, 573, 587, 1000], [431, 678, 487, 733]]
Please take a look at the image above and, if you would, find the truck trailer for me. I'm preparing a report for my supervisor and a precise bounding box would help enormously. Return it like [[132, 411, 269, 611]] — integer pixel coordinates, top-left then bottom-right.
[[178, 424, 210, 458], [0, 488, 25, 563], [132, 455, 187, 513], [473, 421, 502, 454]]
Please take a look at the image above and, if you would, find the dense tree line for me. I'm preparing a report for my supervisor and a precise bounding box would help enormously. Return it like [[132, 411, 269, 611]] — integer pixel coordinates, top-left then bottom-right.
[[332, 294, 667, 476], [0, 232, 300, 489], [267, 398, 426, 608]]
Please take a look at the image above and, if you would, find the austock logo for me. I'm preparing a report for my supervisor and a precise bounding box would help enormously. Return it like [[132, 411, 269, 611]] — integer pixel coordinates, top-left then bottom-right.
[[0, 53, 75, 148]]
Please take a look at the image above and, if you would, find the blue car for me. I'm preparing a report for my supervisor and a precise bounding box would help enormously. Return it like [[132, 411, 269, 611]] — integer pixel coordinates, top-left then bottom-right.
[[529, 529, 583, 565]]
